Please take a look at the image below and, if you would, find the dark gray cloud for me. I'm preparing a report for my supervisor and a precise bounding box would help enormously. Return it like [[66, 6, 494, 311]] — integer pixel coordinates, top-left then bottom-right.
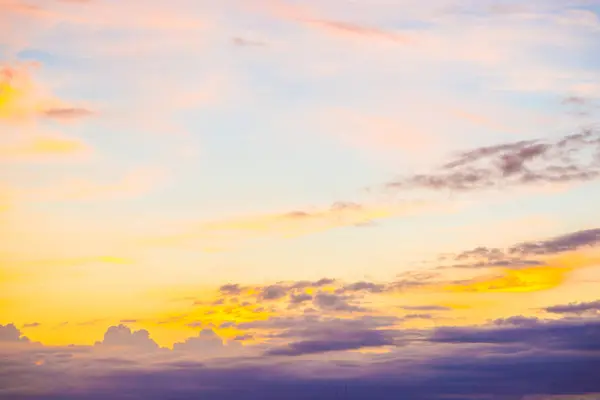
[[385, 128, 600, 192], [22, 322, 41, 328], [266, 329, 396, 356], [430, 318, 600, 351], [546, 300, 600, 315], [493, 316, 540, 327]]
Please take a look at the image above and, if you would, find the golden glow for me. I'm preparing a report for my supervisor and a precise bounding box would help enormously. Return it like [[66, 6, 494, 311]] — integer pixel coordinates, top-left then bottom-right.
[[445, 266, 571, 293], [0, 136, 89, 160], [0, 64, 54, 121]]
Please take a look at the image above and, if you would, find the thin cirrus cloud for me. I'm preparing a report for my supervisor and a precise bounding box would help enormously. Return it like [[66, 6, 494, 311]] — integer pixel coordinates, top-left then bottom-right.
[[0, 135, 90, 161], [256, 0, 412, 43], [143, 200, 427, 249]]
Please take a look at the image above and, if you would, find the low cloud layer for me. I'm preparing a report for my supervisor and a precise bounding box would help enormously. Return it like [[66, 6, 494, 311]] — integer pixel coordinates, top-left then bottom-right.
[[2, 306, 600, 399]]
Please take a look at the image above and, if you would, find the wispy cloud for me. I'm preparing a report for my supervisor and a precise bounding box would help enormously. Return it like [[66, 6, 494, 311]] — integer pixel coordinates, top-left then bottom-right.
[[384, 128, 600, 193], [144, 200, 426, 249], [0, 135, 90, 161]]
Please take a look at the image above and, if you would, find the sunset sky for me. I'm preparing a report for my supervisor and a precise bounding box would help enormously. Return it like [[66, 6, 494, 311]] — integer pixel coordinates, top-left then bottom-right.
[[1, 1, 600, 399]]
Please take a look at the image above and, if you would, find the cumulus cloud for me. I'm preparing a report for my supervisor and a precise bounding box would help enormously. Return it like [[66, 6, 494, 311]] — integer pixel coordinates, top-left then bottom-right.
[[173, 329, 244, 359], [95, 325, 159, 351], [0, 324, 29, 342]]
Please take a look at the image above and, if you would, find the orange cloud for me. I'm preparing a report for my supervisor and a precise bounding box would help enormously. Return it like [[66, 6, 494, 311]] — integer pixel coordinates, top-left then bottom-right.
[[257, 0, 411, 43], [0, 135, 90, 161], [0, 63, 93, 123], [444, 253, 600, 294], [304, 18, 411, 43], [445, 266, 571, 293], [0, 63, 50, 121], [0, 254, 133, 285], [144, 200, 425, 249], [24, 167, 167, 202]]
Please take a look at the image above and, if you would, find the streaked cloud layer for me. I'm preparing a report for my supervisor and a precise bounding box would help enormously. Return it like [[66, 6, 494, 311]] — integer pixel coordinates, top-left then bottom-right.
[[1, 0, 600, 398]]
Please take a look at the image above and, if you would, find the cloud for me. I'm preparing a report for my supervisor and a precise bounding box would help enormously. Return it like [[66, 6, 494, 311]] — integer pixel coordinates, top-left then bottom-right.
[[0, 323, 29, 342], [442, 227, 600, 272], [0, 63, 91, 123], [444, 265, 572, 293], [0, 62, 48, 121], [0, 135, 90, 161], [429, 318, 600, 351], [303, 18, 411, 43], [22, 322, 41, 328], [95, 325, 159, 351], [43, 107, 94, 120], [260, 0, 411, 44], [260, 285, 288, 301], [545, 300, 600, 315], [146, 200, 423, 249], [289, 293, 312, 304], [313, 292, 365, 313], [231, 37, 266, 47], [384, 128, 600, 192], [493, 316, 540, 327], [172, 329, 241, 358], [399, 305, 452, 312], [338, 281, 386, 294], [219, 284, 244, 295], [16, 167, 166, 202], [510, 228, 600, 256], [266, 329, 395, 356], [2, 308, 600, 399]]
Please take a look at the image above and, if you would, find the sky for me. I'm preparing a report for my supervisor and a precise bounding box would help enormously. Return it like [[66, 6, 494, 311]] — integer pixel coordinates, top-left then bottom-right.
[[1, 0, 600, 399]]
